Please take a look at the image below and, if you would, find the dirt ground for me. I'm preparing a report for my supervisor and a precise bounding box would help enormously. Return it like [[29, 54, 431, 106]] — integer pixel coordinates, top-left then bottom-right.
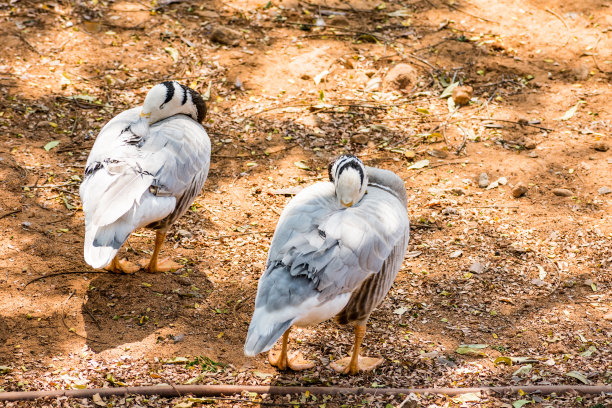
[[0, 0, 611, 406]]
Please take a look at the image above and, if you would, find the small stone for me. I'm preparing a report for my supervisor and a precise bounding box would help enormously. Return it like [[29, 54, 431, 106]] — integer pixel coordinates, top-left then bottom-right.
[[478, 172, 489, 188], [451, 85, 473, 105], [449, 250, 463, 258], [178, 229, 192, 238], [447, 188, 465, 196], [604, 311, 612, 321], [312, 138, 326, 147], [385, 63, 418, 90], [210, 25, 242, 46], [427, 149, 448, 159], [522, 137, 537, 149], [497, 177, 508, 185], [511, 182, 528, 198], [593, 142, 609, 152], [172, 334, 185, 343], [442, 207, 457, 216], [552, 188, 573, 197], [469, 261, 485, 274], [527, 151, 539, 158], [598, 186, 611, 195], [329, 15, 350, 27], [351, 133, 368, 145], [22, 221, 32, 228]]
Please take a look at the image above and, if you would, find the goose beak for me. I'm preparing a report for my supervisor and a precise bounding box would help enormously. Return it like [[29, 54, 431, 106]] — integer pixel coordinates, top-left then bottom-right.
[[341, 200, 353, 208]]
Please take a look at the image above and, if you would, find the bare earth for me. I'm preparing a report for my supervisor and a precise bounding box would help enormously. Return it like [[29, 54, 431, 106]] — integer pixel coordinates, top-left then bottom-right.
[[0, 0, 610, 406]]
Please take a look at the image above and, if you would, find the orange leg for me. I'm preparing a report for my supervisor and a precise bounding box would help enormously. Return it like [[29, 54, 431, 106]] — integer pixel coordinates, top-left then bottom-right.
[[330, 324, 383, 375], [268, 327, 315, 371], [105, 255, 140, 274], [144, 230, 182, 273]]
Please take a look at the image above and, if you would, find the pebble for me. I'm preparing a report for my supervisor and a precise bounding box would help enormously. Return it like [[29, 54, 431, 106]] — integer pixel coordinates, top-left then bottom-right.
[[210, 26, 242, 46], [451, 85, 473, 105], [522, 137, 536, 149], [385, 63, 418, 90], [329, 15, 350, 27], [177, 229, 192, 238], [469, 261, 485, 274], [22, 221, 32, 228], [447, 188, 465, 196], [450, 250, 463, 258], [604, 311, 612, 321], [593, 142, 609, 152], [527, 151, 539, 158], [478, 172, 489, 188], [597, 186, 611, 195], [427, 149, 448, 159], [442, 207, 457, 216], [351, 133, 368, 145], [552, 188, 573, 197], [511, 182, 528, 198]]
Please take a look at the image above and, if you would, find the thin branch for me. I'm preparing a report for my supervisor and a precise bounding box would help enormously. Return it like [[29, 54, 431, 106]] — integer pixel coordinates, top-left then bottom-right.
[[545, 8, 570, 47], [0, 209, 21, 219], [24, 271, 110, 288]]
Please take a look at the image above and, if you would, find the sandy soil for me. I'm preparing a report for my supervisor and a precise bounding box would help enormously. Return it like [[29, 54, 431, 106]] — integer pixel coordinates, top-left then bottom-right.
[[0, 0, 610, 406]]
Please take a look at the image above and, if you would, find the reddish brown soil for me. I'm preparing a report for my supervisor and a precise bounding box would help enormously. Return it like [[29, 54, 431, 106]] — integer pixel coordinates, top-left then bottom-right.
[[0, 0, 610, 406]]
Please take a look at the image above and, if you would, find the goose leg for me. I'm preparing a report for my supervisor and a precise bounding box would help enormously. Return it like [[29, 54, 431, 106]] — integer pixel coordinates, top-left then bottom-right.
[[144, 229, 182, 273], [268, 328, 315, 371], [330, 324, 383, 375], [105, 254, 140, 274]]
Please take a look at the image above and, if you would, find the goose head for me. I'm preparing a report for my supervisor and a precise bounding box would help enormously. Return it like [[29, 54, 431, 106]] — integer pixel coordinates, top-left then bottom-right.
[[328, 155, 368, 208], [140, 81, 207, 125]]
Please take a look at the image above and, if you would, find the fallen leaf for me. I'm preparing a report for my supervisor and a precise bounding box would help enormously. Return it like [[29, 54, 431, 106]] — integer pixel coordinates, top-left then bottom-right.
[[512, 364, 532, 376], [165, 46, 179, 62], [408, 159, 429, 170], [393, 306, 409, 315], [164, 357, 189, 364], [44, 141, 60, 151], [536, 264, 546, 280], [0, 366, 12, 374], [512, 400, 531, 408], [456, 344, 488, 356], [313, 70, 329, 85], [453, 392, 481, 403], [494, 356, 512, 366], [92, 393, 105, 407], [294, 161, 310, 170], [555, 101, 585, 121], [440, 82, 459, 99], [566, 370, 590, 384]]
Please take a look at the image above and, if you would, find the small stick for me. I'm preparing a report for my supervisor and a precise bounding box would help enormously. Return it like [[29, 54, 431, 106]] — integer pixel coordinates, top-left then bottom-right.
[[61, 290, 108, 344], [0, 209, 21, 220], [82, 303, 102, 331], [24, 271, 110, 288], [545, 8, 570, 47]]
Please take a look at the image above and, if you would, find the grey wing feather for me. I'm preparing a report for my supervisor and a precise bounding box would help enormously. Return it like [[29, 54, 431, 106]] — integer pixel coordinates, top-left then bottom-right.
[[262, 180, 409, 306]]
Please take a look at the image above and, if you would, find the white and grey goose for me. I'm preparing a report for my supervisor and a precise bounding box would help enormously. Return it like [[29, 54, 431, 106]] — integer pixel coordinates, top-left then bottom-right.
[[79, 81, 210, 273], [244, 155, 410, 374]]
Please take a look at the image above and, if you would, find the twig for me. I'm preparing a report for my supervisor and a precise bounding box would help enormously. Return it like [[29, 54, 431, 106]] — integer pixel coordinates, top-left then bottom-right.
[[474, 117, 553, 132], [545, 8, 570, 47], [61, 290, 109, 345], [82, 302, 102, 331], [446, 3, 496, 24], [0, 209, 21, 219], [24, 183, 79, 189], [24, 271, 110, 288], [207, 231, 274, 240], [16, 33, 42, 55]]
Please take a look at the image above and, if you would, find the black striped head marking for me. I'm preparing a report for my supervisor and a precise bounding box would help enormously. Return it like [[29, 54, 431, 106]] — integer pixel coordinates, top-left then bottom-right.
[[328, 155, 368, 207], [141, 81, 207, 124]]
